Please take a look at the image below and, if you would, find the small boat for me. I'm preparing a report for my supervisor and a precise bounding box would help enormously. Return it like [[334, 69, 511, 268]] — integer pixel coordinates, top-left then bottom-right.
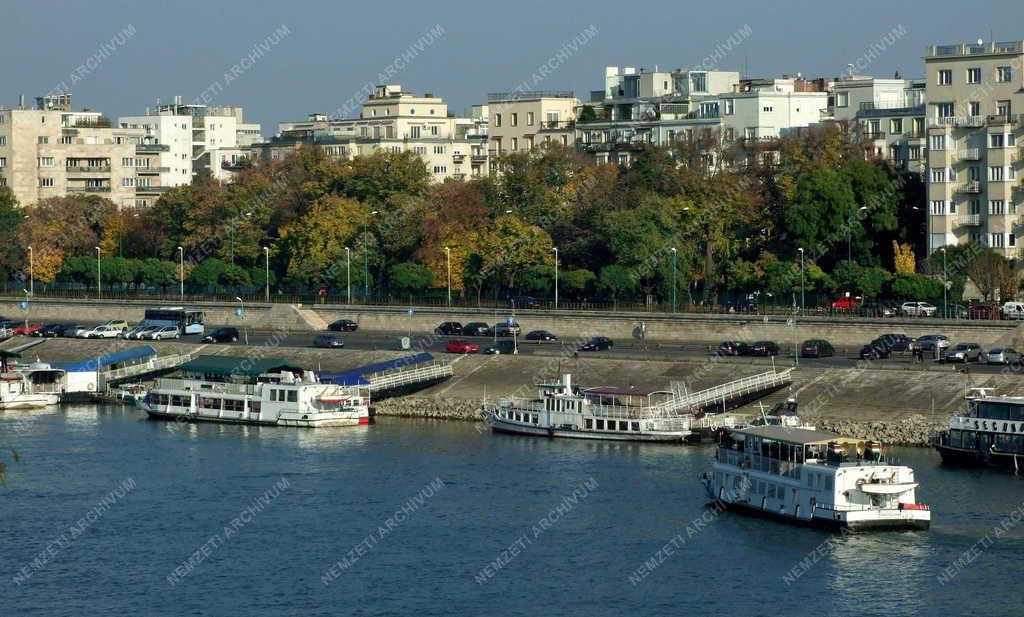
[[0, 363, 64, 410], [483, 374, 691, 442], [702, 425, 930, 531], [137, 355, 370, 428], [933, 388, 1024, 470]]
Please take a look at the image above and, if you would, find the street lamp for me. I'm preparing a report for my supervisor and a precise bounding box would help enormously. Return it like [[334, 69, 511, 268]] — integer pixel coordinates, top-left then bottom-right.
[[798, 247, 805, 316], [941, 247, 948, 319], [26, 246, 33, 297], [94, 246, 102, 298], [670, 247, 678, 313], [235, 296, 248, 344], [552, 246, 559, 310], [177, 246, 184, 301], [345, 246, 352, 304], [444, 246, 452, 307], [363, 210, 378, 301], [263, 246, 270, 303]]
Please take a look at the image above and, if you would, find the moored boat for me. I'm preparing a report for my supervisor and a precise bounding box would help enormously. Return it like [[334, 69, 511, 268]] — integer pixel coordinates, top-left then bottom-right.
[[137, 355, 370, 428], [0, 363, 64, 410], [703, 425, 930, 531], [933, 388, 1024, 470]]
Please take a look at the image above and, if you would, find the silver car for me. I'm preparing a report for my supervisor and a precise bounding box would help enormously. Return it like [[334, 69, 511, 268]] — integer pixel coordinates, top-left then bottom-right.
[[987, 347, 1021, 365], [148, 326, 181, 340], [943, 343, 982, 363]]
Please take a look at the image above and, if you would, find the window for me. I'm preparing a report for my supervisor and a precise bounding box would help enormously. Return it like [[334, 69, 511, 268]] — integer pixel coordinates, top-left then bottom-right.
[[929, 134, 946, 150], [123, 178, 136, 187], [971, 232, 982, 244], [414, 146, 427, 155], [949, 167, 958, 181], [990, 166, 1004, 181], [969, 166, 981, 181], [1010, 166, 1017, 181], [970, 199, 981, 215], [997, 100, 1011, 118], [937, 69, 952, 85], [991, 233, 1005, 248], [596, 419, 604, 430], [511, 137, 518, 151], [835, 92, 848, 108], [991, 134, 1005, 148], [724, 99, 735, 115], [410, 126, 421, 139], [762, 106, 773, 112], [409, 108, 416, 115], [989, 200, 1005, 215], [967, 68, 981, 84], [949, 200, 957, 213], [997, 66, 1012, 82], [39, 178, 54, 187], [0, 136, 6, 146], [909, 145, 921, 159], [526, 112, 534, 126], [930, 200, 946, 215], [0, 157, 6, 168], [287, 390, 297, 403], [1011, 234, 1017, 248], [38, 136, 49, 144], [494, 113, 501, 127], [936, 102, 955, 118], [930, 167, 946, 183], [433, 145, 445, 154], [430, 125, 438, 136], [890, 118, 903, 134], [969, 101, 981, 117], [510, 113, 518, 127], [1009, 134, 1017, 147], [121, 157, 133, 167], [38, 157, 53, 167]]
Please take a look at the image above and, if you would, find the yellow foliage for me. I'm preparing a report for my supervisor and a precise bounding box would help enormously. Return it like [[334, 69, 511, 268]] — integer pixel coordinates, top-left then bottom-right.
[[893, 241, 915, 274]]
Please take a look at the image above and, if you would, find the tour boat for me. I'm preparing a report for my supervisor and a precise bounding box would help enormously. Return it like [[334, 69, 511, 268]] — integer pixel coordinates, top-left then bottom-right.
[[137, 355, 370, 428], [702, 425, 930, 531], [483, 374, 691, 442], [933, 388, 1024, 470], [0, 363, 64, 409]]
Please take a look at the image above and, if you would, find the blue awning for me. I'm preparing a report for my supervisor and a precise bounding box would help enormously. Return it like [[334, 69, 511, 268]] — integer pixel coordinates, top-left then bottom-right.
[[61, 345, 157, 372], [319, 353, 433, 386]]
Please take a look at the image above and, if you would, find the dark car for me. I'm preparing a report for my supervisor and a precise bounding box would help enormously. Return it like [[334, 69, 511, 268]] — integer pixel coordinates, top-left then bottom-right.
[[483, 340, 518, 355], [717, 341, 750, 356], [328, 319, 359, 332], [877, 333, 913, 352], [856, 300, 897, 318], [60, 324, 87, 337], [434, 321, 463, 335], [313, 333, 345, 348], [524, 330, 558, 342], [510, 295, 541, 309], [201, 327, 239, 343], [462, 322, 491, 337], [31, 323, 64, 338], [860, 340, 891, 360], [801, 339, 834, 358], [748, 341, 780, 356], [579, 336, 613, 352]]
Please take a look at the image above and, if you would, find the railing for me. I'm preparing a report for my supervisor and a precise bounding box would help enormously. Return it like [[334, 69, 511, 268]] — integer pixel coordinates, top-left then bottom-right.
[[136, 143, 169, 153], [987, 114, 1018, 125], [136, 166, 170, 173], [956, 148, 981, 161], [366, 362, 453, 394], [66, 165, 112, 174], [488, 91, 575, 102], [928, 41, 1024, 57], [956, 181, 982, 193], [716, 448, 802, 479], [136, 186, 171, 193], [957, 214, 982, 226], [650, 369, 793, 415], [102, 353, 194, 384], [862, 131, 886, 140], [153, 377, 258, 396], [77, 186, 111, 193], [927, 116, 985, 128]]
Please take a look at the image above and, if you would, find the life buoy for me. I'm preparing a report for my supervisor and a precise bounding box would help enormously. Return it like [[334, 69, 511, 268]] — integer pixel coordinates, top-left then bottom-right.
[[87, 383, 95, 391]]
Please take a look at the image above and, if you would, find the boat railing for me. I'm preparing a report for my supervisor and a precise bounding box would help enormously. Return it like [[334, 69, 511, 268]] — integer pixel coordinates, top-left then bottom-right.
[[155, 378, 258, 396], [497, 398, 679, 420], [716, 448, 802, 479]]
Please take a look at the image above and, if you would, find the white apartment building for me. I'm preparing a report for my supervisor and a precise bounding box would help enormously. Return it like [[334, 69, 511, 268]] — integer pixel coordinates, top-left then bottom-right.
[[268, 85, 487, 182], [0, 94, 166, 209], [923, 40, 1024, 258], [487, 91, 579, 160], [719, 78, 830, 143], [830, 76, 927, 174]]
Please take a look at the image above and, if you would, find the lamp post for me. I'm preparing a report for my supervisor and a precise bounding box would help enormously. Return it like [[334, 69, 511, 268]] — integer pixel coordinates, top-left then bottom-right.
[[941, 247, 948, 319], [798, 247, 805, 316], [94, 246, 102, 298], [26, 245, 33, 297], [177, 246, 184, 301], [235, 296, 249, 345], [263, 246, 270, 303], [444, 246, 452, 307], [552, 246, 559, 310], [345, 246, 352, 304], [363, 210, 378, 301], [670, 247, 677, 313]]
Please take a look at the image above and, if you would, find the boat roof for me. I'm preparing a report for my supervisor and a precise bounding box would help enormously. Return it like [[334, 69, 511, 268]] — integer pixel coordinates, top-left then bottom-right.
[[58, 345, 157, 372], [732, 425, 845, 445], [583, 386, 656, 397], [972, 395, 1024, 404], [180, 354, 303, 378]]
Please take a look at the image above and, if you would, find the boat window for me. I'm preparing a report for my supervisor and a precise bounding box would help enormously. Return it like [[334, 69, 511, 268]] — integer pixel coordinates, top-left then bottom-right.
[[201, 397, 219, 409], [963, 431, 978, 449], [1012, 435, 1024, 453], [825, 476, 833, 491], [980, 402, 1011, 420], [585, 419, 593, 429], [631, 422, 640, 431], [1011, 406, 1024, 422], [618, 421, 627, 431], [170, 395, 183, 407], [596, 419, 605, 430], [251, 402, 261, 414], [287, 390, 298, 403]]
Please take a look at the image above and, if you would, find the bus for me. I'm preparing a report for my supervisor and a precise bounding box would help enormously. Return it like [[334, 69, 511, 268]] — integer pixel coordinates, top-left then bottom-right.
[[143, 307, 206, 335]]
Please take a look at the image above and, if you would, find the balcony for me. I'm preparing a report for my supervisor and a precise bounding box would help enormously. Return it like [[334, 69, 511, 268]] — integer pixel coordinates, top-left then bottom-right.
[[956, 181, 982, 194], [136, 186, 171, 194], [77, 186, 111, 193], [452, 154, 466, 164], [136, 166, 170, 174], [65, 165, 112, 174], [957, 214, 981, 226], [862, 131, 886, 140], [136, 143, 170, 153], [471, 154, 487, 164], [956, 148, 981, 161], [927, 116, 985, 129], [987, 114, 1018, 125], [538, 120, 575, 131]]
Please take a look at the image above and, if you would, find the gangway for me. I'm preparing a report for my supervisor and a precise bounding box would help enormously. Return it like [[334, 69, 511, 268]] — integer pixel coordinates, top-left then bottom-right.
[[100, 353, 195, 386], [365, 361, 453, 398], [653, 368, 794, 416]]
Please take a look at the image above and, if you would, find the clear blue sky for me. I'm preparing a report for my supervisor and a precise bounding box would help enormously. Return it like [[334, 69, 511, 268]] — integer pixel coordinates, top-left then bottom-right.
[[3, 0, 1023, 132]]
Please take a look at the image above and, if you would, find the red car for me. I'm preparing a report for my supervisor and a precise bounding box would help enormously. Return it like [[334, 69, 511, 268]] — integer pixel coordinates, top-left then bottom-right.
[[13, 322, 43, 336], [446, 339, 479, 354], [830, 296, 861, 310]]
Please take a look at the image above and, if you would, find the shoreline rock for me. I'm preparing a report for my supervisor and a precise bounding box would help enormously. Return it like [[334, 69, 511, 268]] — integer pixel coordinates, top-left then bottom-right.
[[373, 397, 483, 421], [814, 415, 945, 447]]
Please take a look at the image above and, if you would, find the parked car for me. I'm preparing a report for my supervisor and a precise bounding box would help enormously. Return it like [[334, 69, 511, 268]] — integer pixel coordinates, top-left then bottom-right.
[[579, 336, 613, 352], [967, 304, 1000, 320], [446, 339, 479, 354], [943, 343, 982, 363], [721, 298, 759, 314], [912, 334, 950, 353], [201, 327, 240, 343], [901, 301, 937, 317], [510, 295, 542, 309], [462, 322, 491, 337], [434, 321, 463, 336], [147, 326, 181, 340], [524, 330, 558, 342], [127, 325, 161, 340], [328, 319, 359, 332], [801, 339, 835, 358], [748, 341, 780, 356], [493, 320, 521, 336], [31, 323, 64, 338], [102, 319, 130, 330], [12, 322, 43, 336], [987, 347, 1021, 365], [86, 325, 124, 339], [877, 333, 914, 352], [1001, 301, 1024, 320], [120, 325, 147, 339], [830, 295, 861, 310], [483, 340, 518, 355], [860, 340, 891, 360], [313, 333, 345, 348], [61, 324, 88, 338], [856, 300, 896, 318], [716, 341, 750, 356]]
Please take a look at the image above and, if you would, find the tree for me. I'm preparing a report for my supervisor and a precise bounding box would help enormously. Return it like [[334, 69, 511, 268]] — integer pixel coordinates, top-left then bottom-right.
[[598, 265, 638, 300], [889, 272, 943, 303], [101, 256, 134, 289], [893, 241, 916, 274], [578, 106, 597, 122], [136, 258, 177, 291], [278, 195, 362, 287], [964, 248, 1006, 301], [561, 268, 596, 299], [0, 187, 24, 281], [997, 261, 1017, 301], [388, 262, 433, 296], [188, 259, 228, 289], [480, 215, 553, 292], [855, 267, 892, 298]]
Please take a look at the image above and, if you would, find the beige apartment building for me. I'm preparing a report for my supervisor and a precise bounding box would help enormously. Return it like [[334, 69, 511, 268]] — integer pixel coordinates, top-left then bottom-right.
[[924, 40, 1024, 258], [487, 91, 578, 161], [830, 77, 927, 174], [0, 95, 167, 209]]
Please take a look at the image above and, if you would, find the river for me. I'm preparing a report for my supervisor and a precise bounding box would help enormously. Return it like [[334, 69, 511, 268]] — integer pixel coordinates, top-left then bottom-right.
[[2, 404, 1022, 616]]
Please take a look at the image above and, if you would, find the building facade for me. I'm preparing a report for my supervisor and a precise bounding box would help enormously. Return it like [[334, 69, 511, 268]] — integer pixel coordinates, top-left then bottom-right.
[[486, 91, 579, 160], [830, 77, 927, 174], [923, 40, 1024, 258]]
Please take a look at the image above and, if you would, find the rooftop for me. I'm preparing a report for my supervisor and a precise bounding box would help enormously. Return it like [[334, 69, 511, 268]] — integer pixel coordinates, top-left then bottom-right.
[[732, 425, 844, 445], [488, 91, 575, 102], [927, 40, 1024, 58], [180, 355, 303, 378]]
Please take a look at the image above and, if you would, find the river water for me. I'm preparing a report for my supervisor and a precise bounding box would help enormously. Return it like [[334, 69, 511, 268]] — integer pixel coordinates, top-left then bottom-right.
[[2, 404, 1022, 617]]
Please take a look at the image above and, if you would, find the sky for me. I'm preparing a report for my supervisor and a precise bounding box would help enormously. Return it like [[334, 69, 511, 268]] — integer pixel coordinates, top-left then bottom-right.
[[3, 0, 1024, 133]]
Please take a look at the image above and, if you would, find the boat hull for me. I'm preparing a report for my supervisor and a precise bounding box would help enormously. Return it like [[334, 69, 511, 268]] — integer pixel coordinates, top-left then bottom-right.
[[0, 394, 61, 410], [487, 415, 687, 443], [934, 442, 1024, 470], [711, 498, 930, 532], [143, 406, 370, 428]]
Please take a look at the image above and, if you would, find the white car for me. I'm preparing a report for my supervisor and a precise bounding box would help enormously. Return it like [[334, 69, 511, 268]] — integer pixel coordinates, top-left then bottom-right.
[[901, 301, 937, 317], [84, 325, 122, 339], [130, 325, 161, 339], [147, 326, 181, 340]]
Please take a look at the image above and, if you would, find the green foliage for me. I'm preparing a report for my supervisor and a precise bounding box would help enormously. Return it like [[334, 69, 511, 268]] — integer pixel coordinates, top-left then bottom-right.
[[388, 262, 434, 295], [189, 259, 228, 288], [889, 272, 943, 303], [598, 265, 638, 299], [561, 268, 596, 298], [855, 266, 892, 298], [577, 106, 597, 122]]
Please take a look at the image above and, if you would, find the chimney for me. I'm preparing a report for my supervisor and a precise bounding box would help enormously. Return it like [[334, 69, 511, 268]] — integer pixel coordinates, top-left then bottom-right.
[[18, 94, 25, 109]]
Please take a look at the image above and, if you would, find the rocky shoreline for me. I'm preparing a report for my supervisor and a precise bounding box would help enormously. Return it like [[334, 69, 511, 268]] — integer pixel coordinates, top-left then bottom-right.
[[372, 397, 484, 421]]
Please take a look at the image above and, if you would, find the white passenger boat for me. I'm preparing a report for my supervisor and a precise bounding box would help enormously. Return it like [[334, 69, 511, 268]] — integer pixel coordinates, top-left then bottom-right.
[[137, 355, 370, 428], [703, 426, 930, 531], [0, 363, 64, 409], [483, 374, 691, 442], [933, 388, 1024, 469]]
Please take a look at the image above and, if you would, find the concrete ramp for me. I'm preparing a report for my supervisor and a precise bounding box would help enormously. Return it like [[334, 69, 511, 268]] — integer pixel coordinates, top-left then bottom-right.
[[292, 305, 329, 331]]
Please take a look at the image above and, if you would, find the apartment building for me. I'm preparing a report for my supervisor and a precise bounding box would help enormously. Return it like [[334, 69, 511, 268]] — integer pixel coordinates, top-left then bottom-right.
[[487, 91, 579, 161], [0, 94, 166, 209], [719, 78, 830, 141], [923, 40, 1024, 258], [829, 77, 927, 174], [267, 85, 487, 182]]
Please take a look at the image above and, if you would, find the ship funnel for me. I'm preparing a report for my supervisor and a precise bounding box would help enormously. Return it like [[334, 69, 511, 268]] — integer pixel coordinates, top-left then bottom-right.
[[562, 373, 572, 392]]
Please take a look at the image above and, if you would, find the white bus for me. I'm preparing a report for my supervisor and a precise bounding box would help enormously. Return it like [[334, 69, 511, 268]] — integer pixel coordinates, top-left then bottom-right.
[[143, 307, 206, 335]]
